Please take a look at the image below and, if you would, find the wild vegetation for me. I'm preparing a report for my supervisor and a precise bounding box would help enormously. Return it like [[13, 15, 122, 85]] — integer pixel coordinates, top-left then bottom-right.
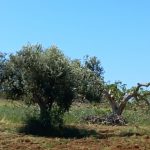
[[0, 44, 150, 149]]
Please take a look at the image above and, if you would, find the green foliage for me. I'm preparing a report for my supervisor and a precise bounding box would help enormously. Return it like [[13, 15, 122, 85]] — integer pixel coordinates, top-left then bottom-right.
[[84, 55, 104, 78], [2, 44, 76, 127], [0, 52, 6, 89], [71, 57, 104, 102], [131, 86, 150, 106], [83, 56, 104, 101]]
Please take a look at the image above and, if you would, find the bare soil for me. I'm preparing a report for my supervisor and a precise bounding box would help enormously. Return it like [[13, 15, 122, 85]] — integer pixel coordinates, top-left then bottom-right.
[[0, 124, 149, 150]]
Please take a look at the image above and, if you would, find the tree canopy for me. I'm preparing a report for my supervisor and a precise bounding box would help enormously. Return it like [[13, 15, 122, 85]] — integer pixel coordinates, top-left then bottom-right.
[[1, 45, 77, 126]]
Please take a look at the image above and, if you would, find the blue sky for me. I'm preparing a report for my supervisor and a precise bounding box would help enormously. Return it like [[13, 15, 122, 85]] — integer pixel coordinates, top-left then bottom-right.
[[0, 0, 150, 87]]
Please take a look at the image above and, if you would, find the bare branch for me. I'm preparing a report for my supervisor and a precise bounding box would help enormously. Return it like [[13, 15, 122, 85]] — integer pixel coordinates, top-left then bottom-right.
[[135, 82, 150, 93], [118, 82, 150, 115], [123, 82, 150, 102]]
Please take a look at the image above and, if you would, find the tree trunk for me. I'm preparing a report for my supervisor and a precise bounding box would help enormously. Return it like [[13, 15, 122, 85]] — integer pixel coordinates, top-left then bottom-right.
[[109, 101, 126, 115], [33, 93, 52, 119], [117, 101, 127, 115], [103, 89, 121, 115], [39, 105, 49, 119]]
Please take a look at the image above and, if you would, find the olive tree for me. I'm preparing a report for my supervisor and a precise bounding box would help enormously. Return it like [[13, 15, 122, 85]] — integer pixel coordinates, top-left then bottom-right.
[[104, 82, 150, 115], [2, 44, 76, 126], [84, 81, 150, 125]]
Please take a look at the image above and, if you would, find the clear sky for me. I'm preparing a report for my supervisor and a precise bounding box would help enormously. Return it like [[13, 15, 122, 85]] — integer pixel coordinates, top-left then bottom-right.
[[0, 0, 150, 87]]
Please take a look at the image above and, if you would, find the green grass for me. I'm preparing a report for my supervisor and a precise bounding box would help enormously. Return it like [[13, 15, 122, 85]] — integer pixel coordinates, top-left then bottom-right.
[[64, 103, 150, 126], [123, 108, 150, 126], [64, 103, 111, 124], [0, 99, 149, 127], [0, 99, 38, 124]]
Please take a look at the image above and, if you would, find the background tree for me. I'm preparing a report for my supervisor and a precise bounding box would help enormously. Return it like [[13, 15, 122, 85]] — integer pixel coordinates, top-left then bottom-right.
[[2, 44, 76, 127], [71, 57, 104, 102], [0, 52, 6, 95], [84, 55, 104, 78]]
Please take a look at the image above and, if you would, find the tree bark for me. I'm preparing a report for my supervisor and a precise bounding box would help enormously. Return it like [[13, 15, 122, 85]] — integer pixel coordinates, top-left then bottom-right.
[[103, 89, 119, 114], [33, 92, 51, 119]]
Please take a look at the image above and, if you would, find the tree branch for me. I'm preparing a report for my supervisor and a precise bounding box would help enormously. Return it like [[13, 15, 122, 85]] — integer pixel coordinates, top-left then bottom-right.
[[118, 82, 150, 115], [135, 83, 150, 93]]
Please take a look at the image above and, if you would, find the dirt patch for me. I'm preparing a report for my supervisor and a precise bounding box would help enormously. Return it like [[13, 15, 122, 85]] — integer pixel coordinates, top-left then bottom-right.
[[0, 125, 150, 150], [53, 136, 150, 150], [0, 133, 43, 150]]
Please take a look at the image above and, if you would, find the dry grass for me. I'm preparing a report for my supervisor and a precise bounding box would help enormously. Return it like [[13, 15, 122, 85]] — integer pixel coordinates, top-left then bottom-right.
[[0, 124, 150, 150]]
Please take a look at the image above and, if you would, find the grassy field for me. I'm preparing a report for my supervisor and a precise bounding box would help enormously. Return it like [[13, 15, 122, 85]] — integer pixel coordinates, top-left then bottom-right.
[[0, 99, 150, 150]]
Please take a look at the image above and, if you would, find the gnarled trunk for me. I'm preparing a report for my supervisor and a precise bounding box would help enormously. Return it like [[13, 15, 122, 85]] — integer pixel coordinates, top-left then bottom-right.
[[33, 93, 52, 120]]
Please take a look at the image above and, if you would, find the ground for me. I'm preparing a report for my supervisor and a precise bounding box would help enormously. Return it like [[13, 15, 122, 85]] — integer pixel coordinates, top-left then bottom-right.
[[0, 123, 149, 150], [0, 100, 150, 150]]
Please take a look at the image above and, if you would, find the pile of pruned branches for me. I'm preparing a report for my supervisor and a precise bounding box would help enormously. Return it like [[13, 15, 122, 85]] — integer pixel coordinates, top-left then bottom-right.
[[83, 114, 127, 125]]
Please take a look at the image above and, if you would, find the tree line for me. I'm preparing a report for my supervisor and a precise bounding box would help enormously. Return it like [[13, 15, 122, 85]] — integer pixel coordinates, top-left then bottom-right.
[[0, 44, 150, 127]]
